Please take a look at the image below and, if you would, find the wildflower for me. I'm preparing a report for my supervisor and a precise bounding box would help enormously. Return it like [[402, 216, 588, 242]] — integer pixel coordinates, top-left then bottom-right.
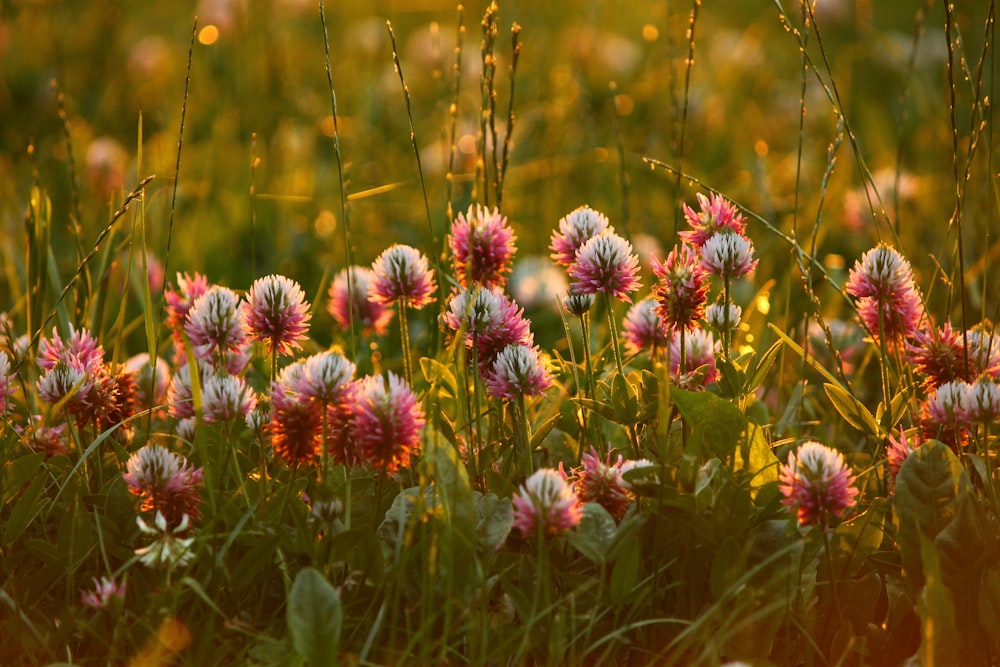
[[370, 244, 437, 309], [242, 275, 312, 357], [845, 244, 925, 345], [512, 468, 582, 537], [651, 244, 710, 331], [164, 272, 210, 332], [326, 381, 362, 468], [887, 429, 920, 485], [327, 266, 394, 336], [202, 374, 256, 424], [444, 286, 505, 336], [563, 293, 595, 317], [37, 325, 103, 371], [921, 380, 972, 449], [0, 350, 16, 414], [268, 382, 324, 467], [134, 512, 195, 570], [550, 206, 612, 267], [705, 302, 742, 331], [185, 286, 251, 372], [622, 299, 670, 356], [176, 418, 197, 442], [962, 377, 1000, 424], [567, 231, 641, 302], [485, 344, 554, 401], [679, 193, 748, 249], [123, 445, 204, 528], [125, 353, 171, 410], [700, 232, 757, 278], [246, 398, 271, 436], [779, 441, 859, 527], [17, 418, 69, 458], [81, 576, 126, 609], [967, 329, 1000, 380], [297, 351, 356, 404], [36, 359, 95, 413], [665, 327, 719, 389], [569, 448, 632, 520], [619, 458, 659, 492], [469, 293, 535, 377], [166, 365, 200, 421], [450, 204, 517, 288], [350, 373, 424, 473], [906, 323, 966, 390]]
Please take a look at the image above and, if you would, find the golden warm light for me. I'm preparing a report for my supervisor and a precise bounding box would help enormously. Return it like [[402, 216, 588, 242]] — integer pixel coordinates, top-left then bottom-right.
[[197, 25, 219, 46]]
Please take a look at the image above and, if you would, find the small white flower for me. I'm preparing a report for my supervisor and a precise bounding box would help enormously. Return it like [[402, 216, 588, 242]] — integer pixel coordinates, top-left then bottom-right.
[[135, 512, 195, 570], [202, 374, 255, 424], [706, 303, 742, 331]]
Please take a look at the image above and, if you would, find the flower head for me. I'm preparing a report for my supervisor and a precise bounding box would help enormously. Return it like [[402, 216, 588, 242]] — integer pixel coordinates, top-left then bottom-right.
[[124, 353, 171, 411], [679, 193, 748, 248], [297, 351, 356, 404], [242, 274, 312, 356], [512, 468, 582, 537], [568, 231, 641, 302], [485, 344, 554, 401], [370, 244, 437, 309], [845, 244, 925, 345], [17, 417, 69, 458], [622, 299, 670, 356], [37, 325, 103, 372], [779, 441, 859, 527], [123, 445, 204, 528], [887, 429, 921, 486], [81, 576, 126, 609], [351, 372, 424, 473], [450, 204, 518, 288], [568, 448, 632, 520], [185, 286, 251, 372], [202, 374, 256, 424], [651, 245, 710, 331], [705, 302, 742, 331], [665, 327, 719, 389], [0, 350, 16, 414], [327, 266, 394, 336], [134, 512, 195, 570], [268, 366, 324, 467], [921, 380, 972, 450], [563, 293, 595, 317], [700, 232, 758, 278], [550, 206, 612, 267], [962, 378, 1000, 424]]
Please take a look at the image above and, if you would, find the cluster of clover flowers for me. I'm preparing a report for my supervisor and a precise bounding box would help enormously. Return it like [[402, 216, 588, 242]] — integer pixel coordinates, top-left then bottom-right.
[[4, 193, 1000, 608]]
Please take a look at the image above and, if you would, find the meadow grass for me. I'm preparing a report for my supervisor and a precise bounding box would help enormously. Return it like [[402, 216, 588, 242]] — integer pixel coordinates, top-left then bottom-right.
[[0, 1, 998, 665]]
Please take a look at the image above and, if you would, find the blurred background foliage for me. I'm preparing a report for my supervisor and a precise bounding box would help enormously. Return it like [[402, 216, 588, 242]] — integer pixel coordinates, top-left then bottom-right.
[[0, 0, 996, 332]]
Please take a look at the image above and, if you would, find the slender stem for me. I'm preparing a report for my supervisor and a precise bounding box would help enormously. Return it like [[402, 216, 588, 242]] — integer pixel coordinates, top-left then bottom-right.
[[605, 293, 625, 377], [579, 313, 597, 400], [517, 395, 532, 478], [398, 300, 413, 387], [343, 466, 352, 532], [820, 519, 845, 629], [722, 274, 732, 360]]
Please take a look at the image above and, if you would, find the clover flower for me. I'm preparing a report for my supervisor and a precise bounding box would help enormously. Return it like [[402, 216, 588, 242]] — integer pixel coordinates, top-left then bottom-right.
[[350, 373, 424, 473], [37, 325, 104, 371], [887, 429, 920, 485], [665, 326, 719, 389], [325, 380, 362, 468], [370, 244, 437, 309], [242, 274, 312, 357], [268, 373, 324, 467], [36, 359, 95, 412], [17, 417, 70, 458], [166, 365, 200, 421], [905, 324, 968, 390], [185, 286, 251, 372], [921, 380, 972, 449], [651, 244, 710, 331], [124, 353, 171, 411], [962, 377, 1000, 424], [700, 232, 758, 278], [967, 329, 1000, 380], [81, 576, 126, 609], [563, 293, 595, 317], [705, 302, 742, 332], [134, 512, 195, 570], [569, 448, 632, 520], [202, 374, 256, 424], [0, 350, 15, 414], [679, 193, 748, 249], [779, 441, 859, 527], [485, 344, 554, 401], [469, 293, 534, 376], [443, 286, 505, 336], [450, 204, 517, 288], [164, 272, 210, 362], [327, 266, 394, 337], [622, 298, 670, 356], [845, 244, 925, 345], [123, 444, 204, 528], [568, 231, 641, 302], [512, 468, 582, 537], [296, 351, 356, 404], [550, 206, 612, 267]]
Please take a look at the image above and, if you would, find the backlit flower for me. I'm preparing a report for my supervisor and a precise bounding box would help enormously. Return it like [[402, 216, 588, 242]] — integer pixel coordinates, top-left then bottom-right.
[[81, 576, 126, 609], [449, 204, 517, 288], [370, 244, 437, 309], [622, 299, 670, 356], [550, 206, 612, 267], [123, 444, 204, 528], [779, 441, 858, 527], [700, 232, 757, 278], [967, 329, 1000, 380], [679, 193, 748, 249], [134, 512, 195, 570], [297, 351, 356, 404], [185, 286, 250, 371], [485, 344, 554, 400], [512, 468, 582, 537], [569, 448, 632, 520], [651, 244, 710, 331], [202, 374, 256, 424], [327, 266, 394, 336], [242, 274, 312, 356], [125, 353, 171, 411], [351, 372, 424, 473], [921, 380, 972, 449], [705, 303, 742, 331], [563, 293, 595, 317], [887, 429, 920, 485], [568, 231, 641, 302], [665, 327, 719, 389], [0, 350, 15, 414], [268, 374, 323, 467], [37, 325, 103, 372], [17, 418, 69, 458], [845, 244, 925, 345], [962, 377, 1000, 423]]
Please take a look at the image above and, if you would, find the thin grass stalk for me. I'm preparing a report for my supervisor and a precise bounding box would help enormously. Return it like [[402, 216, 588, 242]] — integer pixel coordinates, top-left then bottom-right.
[[516, 394, 532, 478], [476, 3, 498, 206], [320, 0, 358, 360], [250, 132, 258, 280], [443, 5, 465, 258], [398, 300, 413, 388], [604, 293, 625, 378], [673, 0, 700, 236], [496, 22, 521, 212], [52, 80, 89, 314], [610, 81, 632, 240]]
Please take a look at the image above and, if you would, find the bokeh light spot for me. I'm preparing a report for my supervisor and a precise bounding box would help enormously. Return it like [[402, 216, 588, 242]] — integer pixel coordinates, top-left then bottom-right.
[[642, 25, 659, 42], [198, 25, 219, 46]]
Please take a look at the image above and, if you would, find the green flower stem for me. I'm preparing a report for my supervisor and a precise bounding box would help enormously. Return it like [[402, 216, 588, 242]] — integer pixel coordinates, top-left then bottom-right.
[[604, 292, 625, 378], [398, 300, 413, 387], [517, 394, 532, 478]]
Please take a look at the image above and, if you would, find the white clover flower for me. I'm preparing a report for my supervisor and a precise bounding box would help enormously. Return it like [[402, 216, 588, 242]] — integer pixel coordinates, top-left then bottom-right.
[[134, 512, 195, 569], [705, 302, 742, 331]]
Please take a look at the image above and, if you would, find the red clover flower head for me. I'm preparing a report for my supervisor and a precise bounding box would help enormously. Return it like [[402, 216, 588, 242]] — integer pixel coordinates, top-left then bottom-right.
[[38, 325, 104, 372], [185, 286, 250, 370], [123, 444, 204, 528], [967, 329, 1000, 380], [563, 293, 596, 317], [570, 448, 632, 520], [166, 365, 201, 421], [651, 244, 710, 331], [887, 429, 921, 485], [351, 372, 424, 473], [568, 231, 641, 302], [202, 374, 256, 424], [700, 232, 758, 278], [485, 343, 554, 401], [512, 468, 582, 537], [81, 576, 126, 609], [622, 298, 670, 356], [17, 417, 70, 458], [905, 323, 967, 390], [370, 244, 437, 309], [779, 441, 859, 527], [327, 266, 394, 337], [962, 377, 1000, 423], [124, 353, 171, 410], [449, 204, 518, 288], [679, 193, 747, 248], [36, 358, 95, 412], [666, 327, 719, 389], [0, 350, 15, 414], [550, 206, 612, 267], [443, 286, 505, 336], [295, 351, 356, 404], [164, 272, 210, 333], [845, 244, 925, 345], [242, 274, 312, 357]]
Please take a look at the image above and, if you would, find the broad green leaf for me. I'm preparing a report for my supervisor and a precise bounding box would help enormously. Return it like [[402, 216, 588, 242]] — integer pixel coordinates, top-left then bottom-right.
[[915, 532, 961, 666], [474, 492, 513, 560], [288, 567, 341, 667], [609, 536, 640, 605], [3, 474, 47, 544], [566, 502, 617, 564], [893, 440, 970, 587], [420, 357, 458, 396], [823, 383, 881, 438]]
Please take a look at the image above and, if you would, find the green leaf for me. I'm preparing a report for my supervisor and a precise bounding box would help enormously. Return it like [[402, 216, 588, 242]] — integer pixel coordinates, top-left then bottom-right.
[[746, 340, 782, 395], [420, 357, 458, 396], [610, 536, 640, 605], [893, 440, 970, 587], [823, 383, 881, 438], [916, 532, 961, 665], [710, 538, 745, 600], [287, 567, 342, 667], [566, 503, 617, 564], [829, 498, 887, 580], [474, 492, 513, 560], [3, 471, 47, 545]]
